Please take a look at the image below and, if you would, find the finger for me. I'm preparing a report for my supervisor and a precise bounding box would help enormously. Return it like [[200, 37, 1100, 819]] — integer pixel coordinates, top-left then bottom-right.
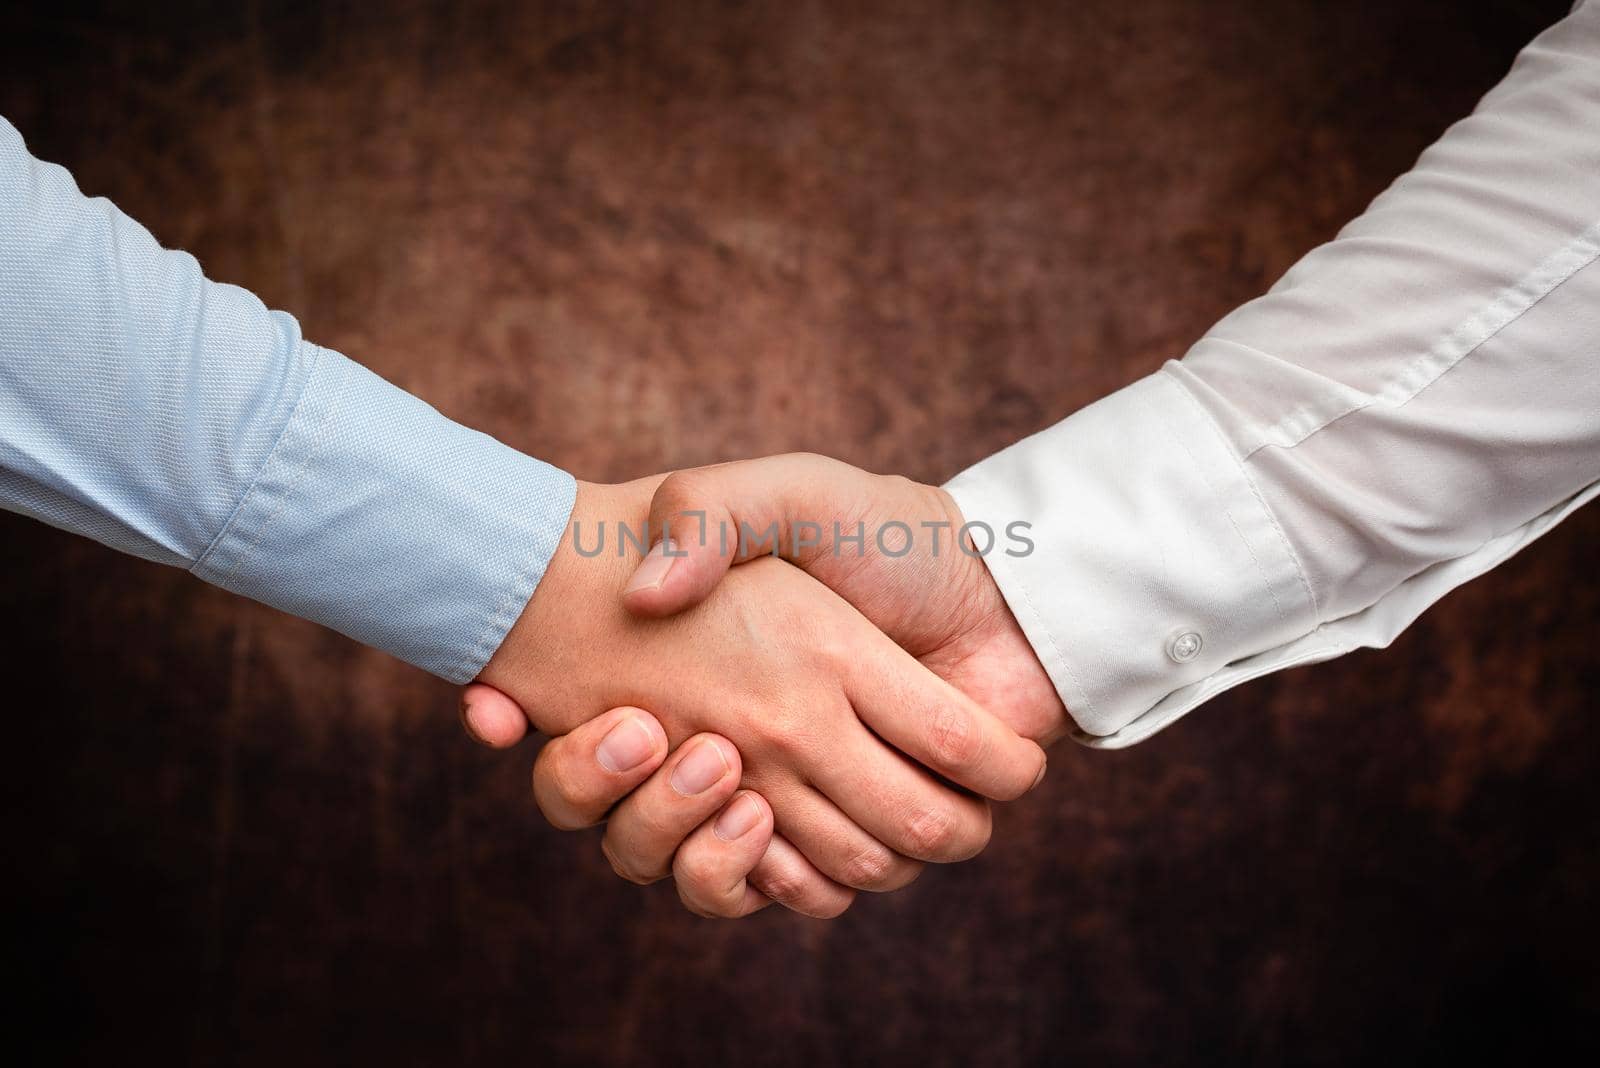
[[459, 682, 532, 749], [621, 454, 868, 618], [601, 735, 743, 884], [530, 707, 670, 830], [803, 724, 995, 864], [672, 791, 777, 918], [763, 781, 927, 890], [847, 637, 1048, 802], [746, 834, 856, 919]]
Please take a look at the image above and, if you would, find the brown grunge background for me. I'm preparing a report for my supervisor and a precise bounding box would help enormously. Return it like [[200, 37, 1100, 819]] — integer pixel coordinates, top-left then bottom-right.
[[1, 1, 1596, 1064]]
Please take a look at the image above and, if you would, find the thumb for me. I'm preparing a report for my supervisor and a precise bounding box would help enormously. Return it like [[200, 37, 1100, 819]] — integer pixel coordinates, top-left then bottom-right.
[[459, 682, 535, 749], [621, 453, 865, 618]]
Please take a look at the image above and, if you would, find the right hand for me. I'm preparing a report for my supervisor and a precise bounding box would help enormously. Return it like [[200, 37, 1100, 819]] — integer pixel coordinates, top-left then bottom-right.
[[619, 455, 1070, 745], [470, 475, 1048, 916]]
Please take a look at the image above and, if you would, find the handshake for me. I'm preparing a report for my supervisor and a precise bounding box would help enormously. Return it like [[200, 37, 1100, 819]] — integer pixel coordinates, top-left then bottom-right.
[[460, 453, 1068, 919]]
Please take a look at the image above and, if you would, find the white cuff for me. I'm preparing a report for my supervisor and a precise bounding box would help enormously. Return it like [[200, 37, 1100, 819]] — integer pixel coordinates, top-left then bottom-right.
[[945, 366, 1318, 745]]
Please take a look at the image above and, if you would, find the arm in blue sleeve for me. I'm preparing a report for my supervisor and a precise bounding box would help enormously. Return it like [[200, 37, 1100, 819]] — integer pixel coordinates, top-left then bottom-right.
[[0, 115, 575, 682]]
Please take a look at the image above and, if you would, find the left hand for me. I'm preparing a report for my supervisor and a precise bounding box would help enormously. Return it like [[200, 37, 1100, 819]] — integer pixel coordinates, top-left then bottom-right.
[[460, 698, 783, 918]]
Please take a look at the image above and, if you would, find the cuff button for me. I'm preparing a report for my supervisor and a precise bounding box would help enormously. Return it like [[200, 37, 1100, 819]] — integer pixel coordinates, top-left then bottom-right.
[[1167, 629, 1203, 664]]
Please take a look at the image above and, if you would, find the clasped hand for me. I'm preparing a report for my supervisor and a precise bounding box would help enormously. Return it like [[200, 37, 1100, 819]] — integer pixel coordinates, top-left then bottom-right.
[[464, 455, 1069, 918]]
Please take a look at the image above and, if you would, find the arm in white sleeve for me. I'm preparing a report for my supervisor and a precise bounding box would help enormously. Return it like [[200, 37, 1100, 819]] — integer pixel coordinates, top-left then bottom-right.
[[946, 1, 1600, 746], [0, 115, 575, 682]]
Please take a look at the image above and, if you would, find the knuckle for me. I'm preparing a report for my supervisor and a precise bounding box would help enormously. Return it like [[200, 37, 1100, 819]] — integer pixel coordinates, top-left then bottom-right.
[[804, 626, 853, 671], [600, 835, 657, 886], [880, 472, 920, 497], [531, 760, 585, 831], [927, 704, 985, 774], [752, 702, 810, 759], [656, 469, 706, 514], [750, 864, 809, 907], [837, 844, 900, 891], [787, 451, 843, 479], [533, 793, 580, 832], [903, 805, 964, 860], [673, 844, 725, 894], [540, 746, 593, 806], [625, 798, 681, 845]]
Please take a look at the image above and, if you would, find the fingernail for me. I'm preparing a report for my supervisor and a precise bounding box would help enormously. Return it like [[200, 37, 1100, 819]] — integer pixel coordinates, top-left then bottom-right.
[[1031, 757, 1048, 790], [623, 539, 677, 595], [714, 794, 762, 841], [460, 698, 488, 741], [670, 737, 730, 795], [596, 716, 656, 773]]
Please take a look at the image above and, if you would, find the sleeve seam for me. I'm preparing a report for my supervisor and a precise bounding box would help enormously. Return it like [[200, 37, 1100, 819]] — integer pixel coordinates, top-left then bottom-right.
[[1140, 372, 1314, 628], [1244, 218, 1600, 460], [1159, 370, 1323, 623]]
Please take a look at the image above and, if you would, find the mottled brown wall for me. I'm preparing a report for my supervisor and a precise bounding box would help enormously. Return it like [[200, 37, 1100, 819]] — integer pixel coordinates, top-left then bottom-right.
[[1, 1, 1596, 1064]]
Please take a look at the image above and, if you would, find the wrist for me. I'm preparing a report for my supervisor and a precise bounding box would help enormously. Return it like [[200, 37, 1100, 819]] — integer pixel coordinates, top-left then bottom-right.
[[933, 485, 1072, 746], [477, 477, 659, 734]]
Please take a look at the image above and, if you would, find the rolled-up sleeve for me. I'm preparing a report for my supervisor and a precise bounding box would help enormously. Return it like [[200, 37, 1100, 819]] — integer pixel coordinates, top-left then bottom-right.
[[946, 1, 1600, 746], [0, 115, 575, 683]]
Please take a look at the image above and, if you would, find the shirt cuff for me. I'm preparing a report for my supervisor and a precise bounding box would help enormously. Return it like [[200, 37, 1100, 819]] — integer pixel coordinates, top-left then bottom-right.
[[944, 366, 1319, 745], [193, 342, 576, 683]]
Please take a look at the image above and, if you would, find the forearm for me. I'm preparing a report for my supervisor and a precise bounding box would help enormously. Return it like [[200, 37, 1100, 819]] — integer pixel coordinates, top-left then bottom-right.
[[0, 115, 574, 681], [949, 1, 1600, 744]]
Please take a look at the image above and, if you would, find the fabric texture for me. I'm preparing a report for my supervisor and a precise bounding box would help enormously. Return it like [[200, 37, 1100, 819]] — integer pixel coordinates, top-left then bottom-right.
[[0, 115, 575, 682], [948, 1, 1600, 745]]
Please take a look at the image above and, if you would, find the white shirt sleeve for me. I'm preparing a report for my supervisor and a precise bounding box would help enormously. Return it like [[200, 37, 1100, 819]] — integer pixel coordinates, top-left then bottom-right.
[[945, 1, 1600, 747]]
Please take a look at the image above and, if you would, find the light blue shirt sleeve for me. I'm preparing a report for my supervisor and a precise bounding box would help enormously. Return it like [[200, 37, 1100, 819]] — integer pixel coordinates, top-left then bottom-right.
[[0, 115, 576, 683]]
